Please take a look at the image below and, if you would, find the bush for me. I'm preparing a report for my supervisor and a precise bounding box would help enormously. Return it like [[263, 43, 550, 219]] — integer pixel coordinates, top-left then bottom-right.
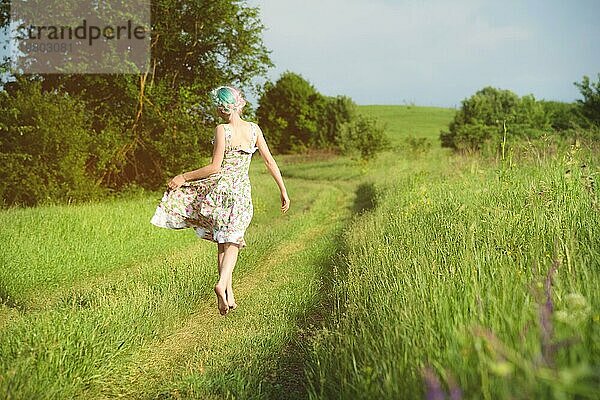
[[0, 80, 100, 206], [539, 100, 585, 131], [256, 72, 361, 153], [440, 87, 551, 151], [256, 71, 386, 159], [441, 79, 600, 154], [256, 72, 325, 153], [319, 95, 358, 148], [401, 135, 433, 156], [574, 73, 600, 127], [336, 114, 389, 161]]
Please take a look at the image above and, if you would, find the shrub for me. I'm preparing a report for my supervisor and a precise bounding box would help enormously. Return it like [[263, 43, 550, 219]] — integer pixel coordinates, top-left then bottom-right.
[[402, 135, 433, 155], [256, 72, 325, 153], [0, 80, 100, 206], [257, 72, 361, 153], [336, 114, 389, 161], [256, 72, 389, 160], [539, 100, 586, 131], [440, 87, 551, 151], [318, 95, 358, 148], [574, 73, 600, 127]]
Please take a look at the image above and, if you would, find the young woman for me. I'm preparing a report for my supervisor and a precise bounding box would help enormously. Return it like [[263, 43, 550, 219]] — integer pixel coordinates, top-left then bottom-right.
[[150, 86, 290, 315]]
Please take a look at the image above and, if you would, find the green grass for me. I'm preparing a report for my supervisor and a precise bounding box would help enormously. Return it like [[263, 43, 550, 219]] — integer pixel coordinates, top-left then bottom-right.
[[0, 152, 358, 399], [359, 105, 456, 144], [1, 105, 598, 399], [305, 145, 600, 399]]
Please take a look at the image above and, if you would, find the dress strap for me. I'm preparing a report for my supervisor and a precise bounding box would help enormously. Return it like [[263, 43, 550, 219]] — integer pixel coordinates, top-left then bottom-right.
[[251, 122, 258, 148], [223, 124, 233, 145]]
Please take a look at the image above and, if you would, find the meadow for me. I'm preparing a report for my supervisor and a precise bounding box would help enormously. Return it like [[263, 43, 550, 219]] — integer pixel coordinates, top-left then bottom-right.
[[0, 106, 598, 399]]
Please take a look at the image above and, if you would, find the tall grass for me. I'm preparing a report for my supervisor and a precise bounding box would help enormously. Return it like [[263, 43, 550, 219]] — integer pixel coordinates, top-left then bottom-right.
[[307, 144, 599, 399], [0, 157, 351, 399], [1, 104, 597, 399]]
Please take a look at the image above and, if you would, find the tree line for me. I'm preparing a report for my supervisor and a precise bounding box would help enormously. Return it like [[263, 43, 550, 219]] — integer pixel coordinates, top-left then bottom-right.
[[0, 1, 389, 208], [1, 0, 597, 207], [440, 74, 600, 152]]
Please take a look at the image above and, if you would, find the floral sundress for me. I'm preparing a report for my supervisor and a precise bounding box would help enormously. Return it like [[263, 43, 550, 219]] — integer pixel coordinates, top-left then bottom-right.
[[150, 122, 258, 248]]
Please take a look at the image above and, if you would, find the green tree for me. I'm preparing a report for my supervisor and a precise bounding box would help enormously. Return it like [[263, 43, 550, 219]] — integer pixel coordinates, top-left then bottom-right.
[[539, 100, 584, 131], [256, 72, 324, 153], [0, 80, 98, 206], [256, 71, 389, 159], [319, 95, 358, 147], [574, 73, 600, 127], [336, 114, 389, 161], [440, 86, 550, 151], [256, 72, 360, 153], [1, 0, 273, 194]]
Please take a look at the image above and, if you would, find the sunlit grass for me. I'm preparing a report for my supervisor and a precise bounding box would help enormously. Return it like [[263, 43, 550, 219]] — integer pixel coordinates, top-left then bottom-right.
[[306, 144, 600, 399], [0, 105, 597, 399], [359, 104, 456, 144], [0, 151, 355, 399]]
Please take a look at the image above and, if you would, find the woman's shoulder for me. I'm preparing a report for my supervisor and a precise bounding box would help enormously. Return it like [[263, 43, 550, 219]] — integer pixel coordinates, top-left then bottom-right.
[[246, 120, 262, 131], [211, 124, 227, 144], [214, 121, 261, 133]]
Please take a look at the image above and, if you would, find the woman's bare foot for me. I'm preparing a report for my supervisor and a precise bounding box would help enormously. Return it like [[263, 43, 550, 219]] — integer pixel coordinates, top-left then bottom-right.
[[226, 289, 237, 310], [214, 284, 229, 315]]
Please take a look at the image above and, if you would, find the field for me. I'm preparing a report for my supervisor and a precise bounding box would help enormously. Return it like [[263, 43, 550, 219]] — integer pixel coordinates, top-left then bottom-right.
[[1, 106, 598, 399]]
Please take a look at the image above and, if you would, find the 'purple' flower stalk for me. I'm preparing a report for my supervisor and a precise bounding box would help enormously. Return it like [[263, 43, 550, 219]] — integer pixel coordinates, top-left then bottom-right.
[[540, 256, 559, 366], [423, 366, 445, 400]]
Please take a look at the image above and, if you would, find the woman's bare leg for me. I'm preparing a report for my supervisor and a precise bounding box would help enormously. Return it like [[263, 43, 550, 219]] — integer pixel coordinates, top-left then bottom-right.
[[227, 277, 237, 310], [217, 243, 225, 275], [214, 243, 239, 315], [217, 243, 225, 273], [217, 243, 236, 309]]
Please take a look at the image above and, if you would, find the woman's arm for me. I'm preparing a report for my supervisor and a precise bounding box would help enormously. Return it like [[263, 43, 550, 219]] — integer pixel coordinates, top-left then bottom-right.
[[255, 124, 290, 213], [168, 125, 225, 190]]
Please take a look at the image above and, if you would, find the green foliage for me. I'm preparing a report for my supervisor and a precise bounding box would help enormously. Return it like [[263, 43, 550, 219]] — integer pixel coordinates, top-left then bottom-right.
[[0, 80, 100, 206], [401, 135, 433, 155], [150, 0, 272, 89], [539, 100, 585, 131], [574, 73, 600, 127], [319, 95, 358, 147], [0, 0, 273, 206], [31, 0, 273, 189], [257, 72, 386, 158], [256, 72, 326, 152], [441, 77, 600, 154], [440, 87, 551, 151], [336, 114, 389, 160]]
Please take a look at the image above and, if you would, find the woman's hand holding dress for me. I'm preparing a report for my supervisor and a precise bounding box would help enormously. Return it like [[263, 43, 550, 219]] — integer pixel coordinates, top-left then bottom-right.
[[168, 174, 186, 190]]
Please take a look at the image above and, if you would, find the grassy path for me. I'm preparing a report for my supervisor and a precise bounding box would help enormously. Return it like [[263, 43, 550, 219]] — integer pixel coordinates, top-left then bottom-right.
[[98, 184, 350, 399], [1, 105, 457, 399], [1, 161, 359, 399]]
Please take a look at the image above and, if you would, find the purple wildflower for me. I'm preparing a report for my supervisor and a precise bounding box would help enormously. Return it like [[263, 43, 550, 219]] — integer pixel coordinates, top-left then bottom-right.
[[422, 366, 445, 400], [540, 255, 559, 366]]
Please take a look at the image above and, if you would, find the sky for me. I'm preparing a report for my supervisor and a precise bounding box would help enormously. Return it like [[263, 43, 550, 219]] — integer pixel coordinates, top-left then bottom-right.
[[247, 0, 600, 107], [2, 1, 598, 108]]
